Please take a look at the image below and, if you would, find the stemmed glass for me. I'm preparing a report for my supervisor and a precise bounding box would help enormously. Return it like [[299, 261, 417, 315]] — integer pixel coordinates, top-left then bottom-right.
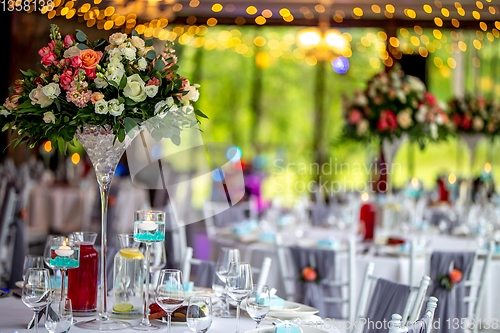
[[22, 268, 52, 333], [156, 269, 184, 333], [45, 298, 73, 333], [45, 237, 80, 300], [23, 255, 44, 281], [246, 285, 270, 328], [133, 211, 166, 331], [226, 263, 253, 333], [215, 248, 240, 317], [187, 296, 213, 333]]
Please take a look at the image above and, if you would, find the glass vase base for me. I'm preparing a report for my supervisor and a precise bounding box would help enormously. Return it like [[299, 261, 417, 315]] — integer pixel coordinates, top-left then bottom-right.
[[74, 318, 132, 331], [134, 323, 161, 331]]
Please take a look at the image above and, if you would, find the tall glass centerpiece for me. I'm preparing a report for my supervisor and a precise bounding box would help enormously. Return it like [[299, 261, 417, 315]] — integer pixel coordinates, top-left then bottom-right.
[[133, 211, 166, 331], [46, 237, 80, 300]]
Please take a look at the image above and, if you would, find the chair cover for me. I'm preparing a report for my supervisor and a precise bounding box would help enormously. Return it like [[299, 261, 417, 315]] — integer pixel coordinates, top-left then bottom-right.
[[407, 313, 430, 333], [289, 246, 342, 318], [194, 261, 216, 288], [426, 252, 475, 333], [7, 217, 25, 288], [213, 204, 248, 227], [365, 278, 411, 333]]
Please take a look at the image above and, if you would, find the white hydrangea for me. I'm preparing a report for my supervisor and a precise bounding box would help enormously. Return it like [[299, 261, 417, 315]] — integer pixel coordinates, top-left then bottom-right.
[[108, 99, 125, 116]]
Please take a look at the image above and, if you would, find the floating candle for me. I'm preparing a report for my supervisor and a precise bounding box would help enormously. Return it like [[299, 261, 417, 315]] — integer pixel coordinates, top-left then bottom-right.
[[138, 221, 158, 231], [55, 245, 74, 257]]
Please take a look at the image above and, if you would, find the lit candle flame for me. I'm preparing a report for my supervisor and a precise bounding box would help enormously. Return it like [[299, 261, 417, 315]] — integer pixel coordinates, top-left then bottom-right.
[[361, 192, 369, 202], [448, 173, 456, 185], [411, 177, 418, 187], [485, 163, 492, 173]]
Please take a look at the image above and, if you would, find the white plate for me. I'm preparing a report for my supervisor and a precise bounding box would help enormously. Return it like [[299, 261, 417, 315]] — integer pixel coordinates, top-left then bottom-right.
[[243, 327, 327, 333], [263, 301, 319, 320], [269, 301, 301, 312]]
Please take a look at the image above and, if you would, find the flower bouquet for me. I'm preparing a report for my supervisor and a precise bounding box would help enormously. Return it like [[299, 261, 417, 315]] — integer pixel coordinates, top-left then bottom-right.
[[0, 24, 206, 150], [438, 268, 463, 291], [0, 24, 206, 330], [447, 94, 500, 137]]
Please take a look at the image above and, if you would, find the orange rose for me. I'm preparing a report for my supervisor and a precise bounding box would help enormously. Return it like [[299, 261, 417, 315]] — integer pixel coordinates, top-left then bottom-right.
[[449, 269, 463, 284], [91, 92, 104, 104], [301, 267, 317, 282], [79, 49, 102, 70]]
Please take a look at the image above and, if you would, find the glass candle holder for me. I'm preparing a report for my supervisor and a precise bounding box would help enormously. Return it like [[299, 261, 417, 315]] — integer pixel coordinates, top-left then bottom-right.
[[47, 237, 80, 300]]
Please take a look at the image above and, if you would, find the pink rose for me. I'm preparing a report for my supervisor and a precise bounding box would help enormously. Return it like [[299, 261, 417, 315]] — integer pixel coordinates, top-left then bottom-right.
[[64, 35, 75, 48], [48, 40, 56, 50], [41, 51, 57, 66], [38, 46, 51, 57], [348, 109, 363, 124], [71, 56, 82, 68], [60, 73, 73, 89], [85, 68, 96, 80], [425, 92, 437, 106]]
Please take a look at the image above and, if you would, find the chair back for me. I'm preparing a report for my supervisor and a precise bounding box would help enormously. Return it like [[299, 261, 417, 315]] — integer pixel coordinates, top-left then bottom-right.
[[0, 188, 18, 288], [203, 201, 253, 239], [275, 234, 356, 320], [389, 297, 438, 333]]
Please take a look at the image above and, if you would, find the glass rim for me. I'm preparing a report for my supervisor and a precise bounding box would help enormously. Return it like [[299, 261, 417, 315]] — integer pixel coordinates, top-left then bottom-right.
[[134, 210, 166, 221], [27, 267, 50, 272], [73, 231, 97, 236], [24, 255, 43, 258], [160, 268, 182, 273], [188, 295, 212, 301]]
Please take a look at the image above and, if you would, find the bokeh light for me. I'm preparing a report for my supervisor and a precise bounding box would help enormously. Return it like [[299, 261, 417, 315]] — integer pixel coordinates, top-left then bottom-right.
[[332, 56, 349, 74]]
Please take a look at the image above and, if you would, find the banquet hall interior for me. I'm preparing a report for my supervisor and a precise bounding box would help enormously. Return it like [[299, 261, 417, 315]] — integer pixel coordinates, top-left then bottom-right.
[[1, 0, 500, 332]]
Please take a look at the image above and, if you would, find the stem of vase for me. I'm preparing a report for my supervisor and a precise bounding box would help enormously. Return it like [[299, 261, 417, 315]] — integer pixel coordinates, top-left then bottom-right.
[[142, 243, 152, 326], [60, 268, 67, 301], [99, 183, 110, 321]]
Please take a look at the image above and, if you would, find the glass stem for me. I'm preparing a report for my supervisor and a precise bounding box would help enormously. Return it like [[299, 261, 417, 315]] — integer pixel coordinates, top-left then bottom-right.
[[142, 243, 152, 326], [34, 311, 39, 333], [236, 302, 241, 333], [167, 313, 172, 333], [60, 268, 67, 300], [225, 293, 230, 315], [99, 183, 110, 321]]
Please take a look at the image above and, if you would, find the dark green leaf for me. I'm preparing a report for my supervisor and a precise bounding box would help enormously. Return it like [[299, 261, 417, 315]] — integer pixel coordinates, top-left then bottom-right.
[[28, 69, 39, 77], [117, 128, 125, 142], [171, 135, 181, 146], [132, 30, 139, 37], [76, 30, 87, 43], [145, 39, 154, 47], [2, 123, 10, 132], [155, 59, 165, 72], [8, 86, 14, 94], [146, 50, 157, 60], [54, 99, 61, 112], [57, 137, 66, 154], [20, 69, 30, 76], [195, 110, 208, 119], [37, 63, 46, 71], [77, 43, 89, 50], [119, 74, 127, 90]]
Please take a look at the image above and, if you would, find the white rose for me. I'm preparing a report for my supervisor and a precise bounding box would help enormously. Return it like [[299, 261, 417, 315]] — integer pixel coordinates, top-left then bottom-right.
[[94, 99, 108, 114], [122, 48, 136, 61], [94, 77, 108, 89], [356, 119, 369, 135], [130, 36, 145, 49], [166, 97, 174, 107], [107, 69, 125, 86], [63, 45, 81, 58], [41, 83, 61, 99], [137, 57, 147, 71], [43, 111, 56, 124], [145, 85, 158, 98], [415, 105, 427, 123], [123, 74, 147, 102], [430, 123, 438, 139], [109, 32, 127, 46], [181, 84, 199, 104], [29, 85, 53, 108], [473, 116, 484, 131], [1, 109, 11, 117], [108, 99, 125, 116]]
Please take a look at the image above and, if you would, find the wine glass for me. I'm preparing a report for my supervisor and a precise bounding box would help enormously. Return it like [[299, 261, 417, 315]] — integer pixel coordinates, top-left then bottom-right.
[[215, 248, 240, 317], [246, 284, 270, 328], [187, 296, 213, 333], [226, 263, 253, 333], [45, 298, 73, 333], [22, 268, 52, 333], [23, 255, 44, 281], [155, 269, 184, 333]]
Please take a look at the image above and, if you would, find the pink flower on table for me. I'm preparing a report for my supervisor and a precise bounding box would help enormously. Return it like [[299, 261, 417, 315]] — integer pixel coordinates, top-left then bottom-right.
[[91, 92, 104, 104], [85, 68, 96, 80], [63, 35, 75, 48], [146, 77, 160, 86], [66, 88, 92, 108], [41, 51, 57, 66], [461, 115, 472, 130], [38, 46, 51, 57], [377, 110, 397, 132], [71, 56, 82, 68], [348, 109, 363, 124], [48, 40, 56, 50], [425, 92, 437, 106]]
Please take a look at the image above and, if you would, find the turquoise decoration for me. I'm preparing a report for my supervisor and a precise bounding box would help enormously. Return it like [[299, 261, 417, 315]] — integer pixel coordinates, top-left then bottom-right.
[[233, 219, 259, 235], [50, 256, 79, 268], [135, 231, 165, 242], [317, 239, 340, 249], [275, 320, 301, 333], [256, 295, 284, 310], [259, 232, 276, 242], [184, 281, 194, 292]]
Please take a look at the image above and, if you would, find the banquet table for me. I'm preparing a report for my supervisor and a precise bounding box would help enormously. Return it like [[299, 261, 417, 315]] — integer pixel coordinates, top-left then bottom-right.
[[0, 296, 341, 333], [212, 226, 500, 321]]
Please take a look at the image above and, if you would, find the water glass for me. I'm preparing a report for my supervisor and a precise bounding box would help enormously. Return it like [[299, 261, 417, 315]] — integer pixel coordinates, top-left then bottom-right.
[[45, 298, 73, 333], [23, 255, 44, 281], [226, 263, 253, 333], [187, 296, 213, 333], [22, 268, 52, 333], [246, 285, 270, 328], [155, 269, 184, 333], [214, 248, 240, 318]]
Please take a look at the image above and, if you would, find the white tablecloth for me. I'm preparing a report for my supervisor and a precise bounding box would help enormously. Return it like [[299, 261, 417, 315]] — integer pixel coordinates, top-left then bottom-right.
[[212, 228, 500, 321], [0, 296, 341, 333]]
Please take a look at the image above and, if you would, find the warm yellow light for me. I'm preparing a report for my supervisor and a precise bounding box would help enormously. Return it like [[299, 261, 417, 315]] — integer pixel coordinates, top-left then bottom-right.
[[325, 31, 346, 48], [246, 6, 257, 15], [361, 192, 369, 202], [476, 1, 483, 9], [485, 163, 492, 173], [279, 8, 290, 17], [473, 10, 480, 19], [441, 8, 449, 16], [434, 17, 443, 27], [207, 17, 217, 26], [448, 173, 457, 184], [386, 4, 395, 13], [44, 141, 52, 152], [423, 4, 432, 13], [353, 7, 363, 16], [372, 4, 381, 13], [71, 153, 80, 165], [448, 58, 457, 68], [434, 57, 443, 68], [211, 3, 222, 12], [255, 16, 266, 25], [457, 7, 465, 16], [297, 29, 321, 47], [262, 9, 272, 18]]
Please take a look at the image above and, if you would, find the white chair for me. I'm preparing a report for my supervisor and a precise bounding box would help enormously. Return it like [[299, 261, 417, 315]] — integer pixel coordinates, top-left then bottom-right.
[[181, 246, 272, 286], [389, 297, 438, 333], [275, 235, 356, 321], [353, 262, 431, 333]]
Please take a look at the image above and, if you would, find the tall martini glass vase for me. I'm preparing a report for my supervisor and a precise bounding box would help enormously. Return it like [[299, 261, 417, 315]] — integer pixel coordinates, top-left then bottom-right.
[[74, 125, 139, 331], [461, 133, 484, 204]]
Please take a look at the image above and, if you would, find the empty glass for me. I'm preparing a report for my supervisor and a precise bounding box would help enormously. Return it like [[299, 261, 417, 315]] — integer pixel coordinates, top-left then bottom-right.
[[45, 298, 73, 333], [246, 285, 270, 328], [23, 255, 44, 281], [22, 268, 52, 333], [214, 248, 240, 318], [187, 296, 213, 333], [226, 263, 253, 333], [155, 269, 184, 333]]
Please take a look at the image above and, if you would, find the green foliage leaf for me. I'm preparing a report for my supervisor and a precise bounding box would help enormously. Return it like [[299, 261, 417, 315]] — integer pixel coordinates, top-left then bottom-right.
[[119, 74, 127, 90], [28, 69, 39, 77], [155, 59, 165, 72], [54, 99, 61, 112], [75, 30, 87, 43], [37, 63, 46, 71], [171, 135, 181, 146], [77, 43, 89, 50], [195, 110, 208, 119], [57, 137, 66, 154], [145, 39, 154, 47], [8, 86, 14, 94], [146, 50, 157, 60], [132, 30, 139, 37], [117, 128, 125, 142]]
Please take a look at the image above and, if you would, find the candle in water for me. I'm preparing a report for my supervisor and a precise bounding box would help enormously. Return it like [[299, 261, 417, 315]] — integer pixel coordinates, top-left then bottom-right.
[[138, 220, 158, 231], [55, 245, 74, 257]]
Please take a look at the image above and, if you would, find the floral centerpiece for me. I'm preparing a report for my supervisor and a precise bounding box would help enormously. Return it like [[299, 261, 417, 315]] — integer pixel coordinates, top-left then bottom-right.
[[342, 66, 448, 147], [447, 94, 500, 136], [0, 24, 206, 151]]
